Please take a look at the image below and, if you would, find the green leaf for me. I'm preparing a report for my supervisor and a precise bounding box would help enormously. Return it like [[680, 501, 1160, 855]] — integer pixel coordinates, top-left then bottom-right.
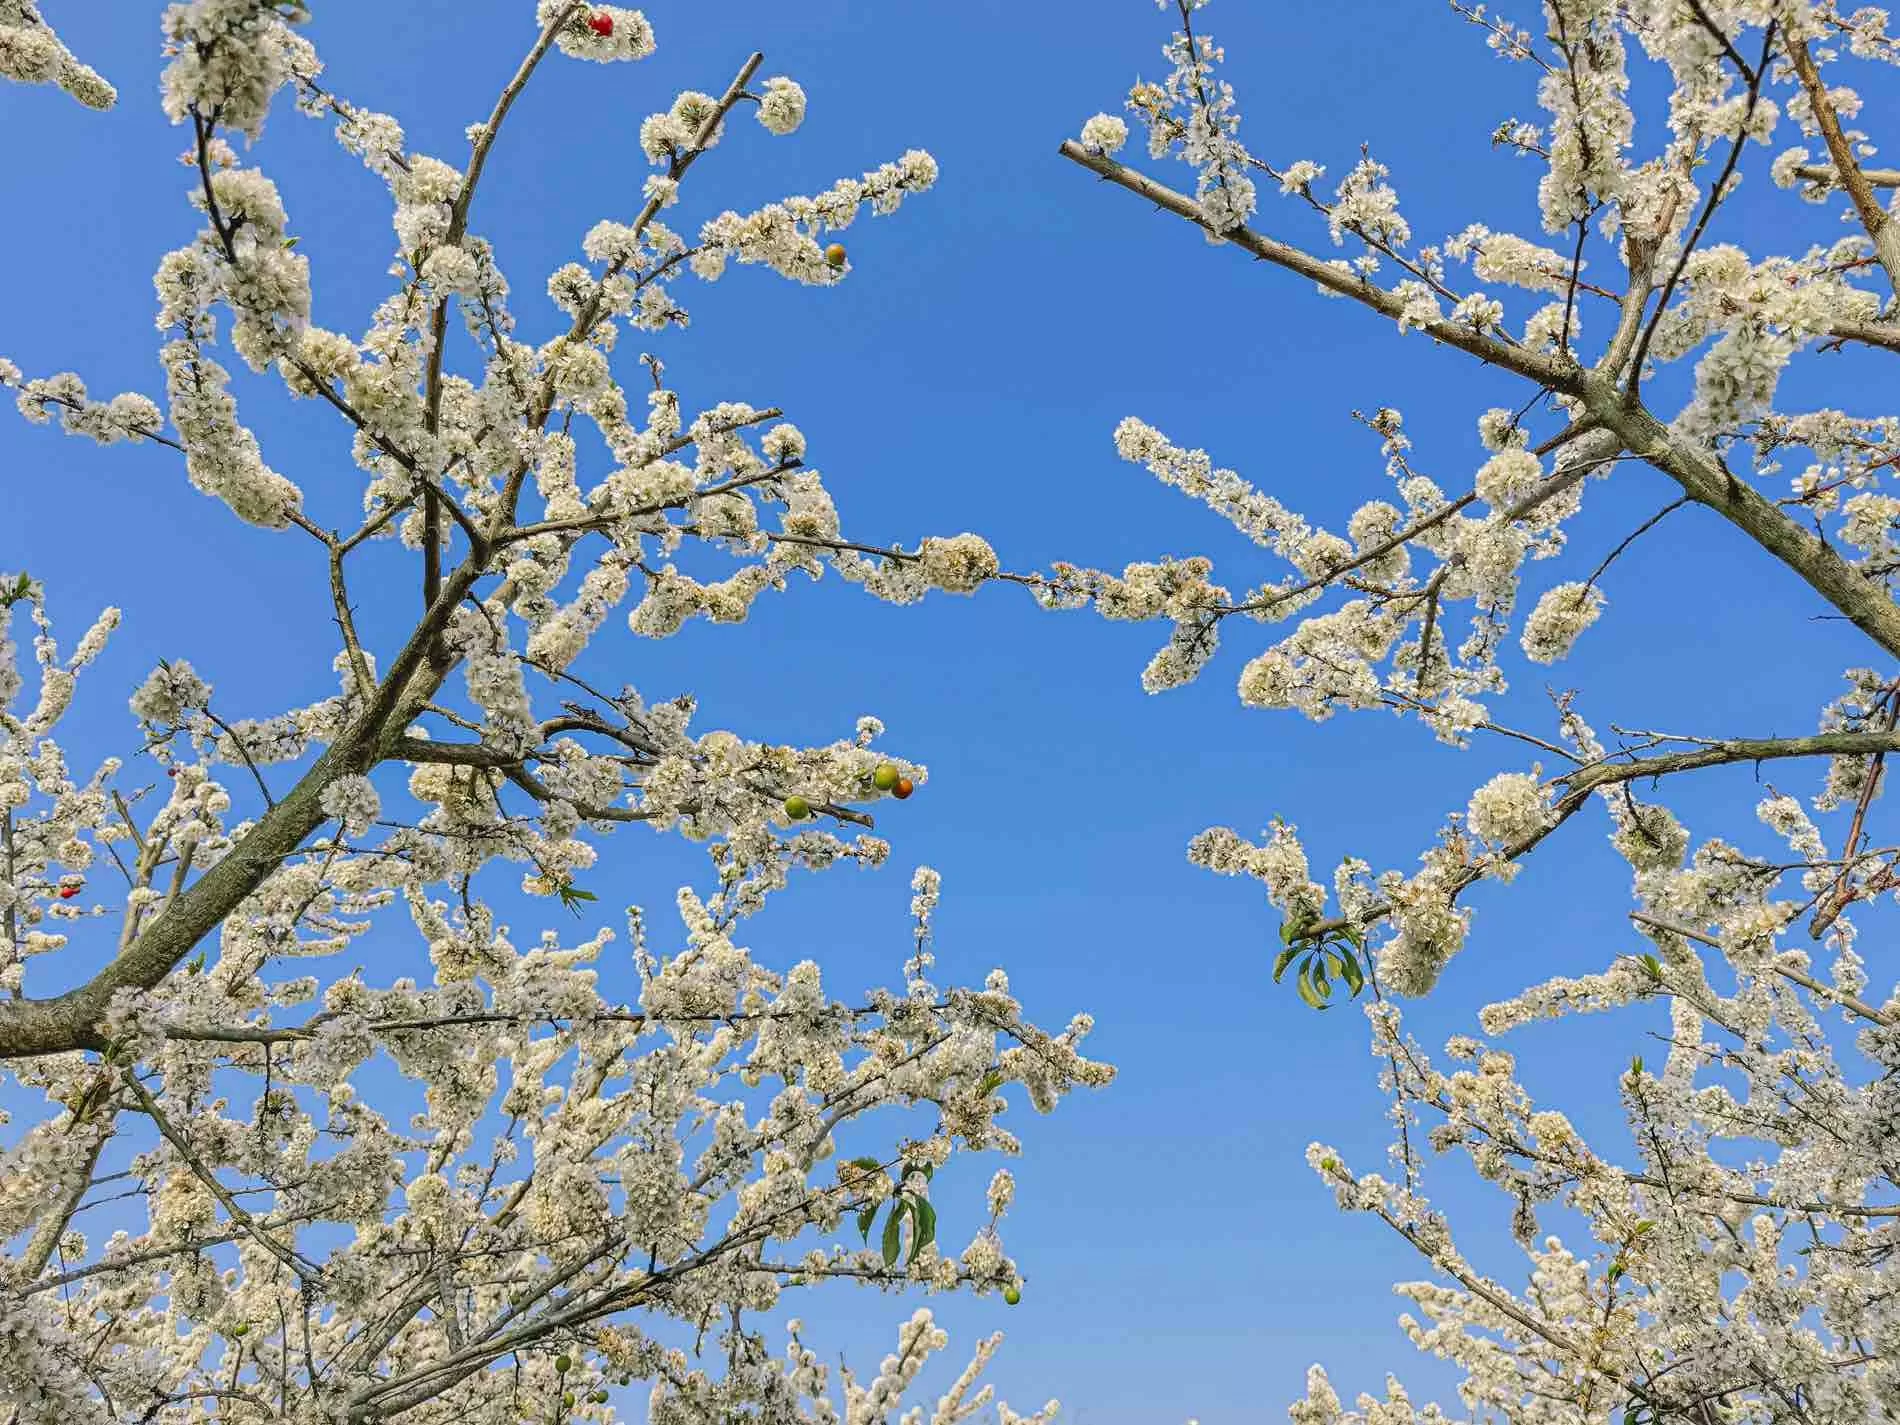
[[1607, 1260, 1624, 1286], [856, 1205, 878, 1242], [847, 1156, 882, 1172], [974, 1071, 1005, 1096], [881, 1200, 905, 1268], [1639, 953, 1663, 982], [555, 883, 599, 919], [282, 236, 301, 250], [1272, 945, 1301, 982], [1339, 923, 1365, 951], [1335, 946, 1365, 998], [907, 1198, 937, 1265], [1280, 917, 1297, 946], [1295, 957, 1329, 1011], [1629, 1055, 1644, 1078]]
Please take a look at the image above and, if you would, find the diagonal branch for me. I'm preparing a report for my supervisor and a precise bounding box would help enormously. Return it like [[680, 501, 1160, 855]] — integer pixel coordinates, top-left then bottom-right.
[[1628, 912, 1892, 1025], [1055, 141, 1580, 394], [125, 1071, 324, 1284], [420, 2, 585, 618], [1058, 137, 1900, 664], [1787, 37, 1900, 295], [1294, 730, 1900, 946]]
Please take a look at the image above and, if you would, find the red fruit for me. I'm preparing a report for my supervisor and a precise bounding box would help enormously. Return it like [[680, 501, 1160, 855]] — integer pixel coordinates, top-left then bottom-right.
[[587, 11, 613, 36], [893, 777, 914, 800], [58, 885, 79, 899], [166, 768, 178, 778]]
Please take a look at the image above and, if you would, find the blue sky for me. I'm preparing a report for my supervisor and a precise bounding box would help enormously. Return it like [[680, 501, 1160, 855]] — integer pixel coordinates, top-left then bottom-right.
[[0, 2, 1887, 1422]]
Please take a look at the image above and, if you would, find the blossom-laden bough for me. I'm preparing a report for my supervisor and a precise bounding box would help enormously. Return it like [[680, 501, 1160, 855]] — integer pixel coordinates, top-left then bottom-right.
[[1044, 1, 1900, 1422], [0, 3, 1108, 1421], [0, 0, 115, 109]]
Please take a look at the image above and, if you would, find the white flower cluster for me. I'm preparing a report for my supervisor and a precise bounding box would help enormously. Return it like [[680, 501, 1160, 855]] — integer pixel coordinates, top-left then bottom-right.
[[1125, 21, 1256, 233], [0, 0, 115, 108], [1064, 4, 1900, 1420], [0, 5, 1112, 1419], [1, 364, 162, 446], [694, 151, 940, 286], [757, 75, 807, 136], [1078, 112, 1128, 156]]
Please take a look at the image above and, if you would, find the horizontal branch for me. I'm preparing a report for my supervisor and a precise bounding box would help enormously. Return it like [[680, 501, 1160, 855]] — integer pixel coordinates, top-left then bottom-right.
[[1296, 732, 1900, 947], [1556, 730, 1900, 795], [1793, 163, 1900, 189], [1628, 912, 1892, 1026]]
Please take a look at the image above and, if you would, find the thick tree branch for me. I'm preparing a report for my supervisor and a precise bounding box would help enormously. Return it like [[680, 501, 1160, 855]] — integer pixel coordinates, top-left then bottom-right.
[[1057, 142, 1900, 662], [1787, 38, 1900, 294], [1584, 395, 1900, 660], [1794, 162, 1900, 189], [0, 552, 486, 1059]]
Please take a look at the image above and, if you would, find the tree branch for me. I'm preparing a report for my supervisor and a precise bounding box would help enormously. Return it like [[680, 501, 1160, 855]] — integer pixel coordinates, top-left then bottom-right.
[[1058, 139, 1900, 663], [1628, 912, 1892, 1026], [1055, 141, 1580, 394], [1787, 37, 1900, 294]]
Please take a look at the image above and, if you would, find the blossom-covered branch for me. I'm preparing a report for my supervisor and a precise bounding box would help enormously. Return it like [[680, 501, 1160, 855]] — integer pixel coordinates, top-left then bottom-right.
[[0, 2, 1108, 1418], [1059, 3, 1900, 1421]]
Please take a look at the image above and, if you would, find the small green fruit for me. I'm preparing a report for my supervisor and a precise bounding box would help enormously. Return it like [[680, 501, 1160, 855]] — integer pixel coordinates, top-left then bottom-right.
[[555, 1355, 572, 1374], [563, 1393, 576, 1408], [590, 1391, 610, 1404], [872, 763, 899, 792], [783, 795, 811, 820], [1002, 1286, 1021, 1306], [824, 243, 847, 268], [230, 1322, 249, 1337]]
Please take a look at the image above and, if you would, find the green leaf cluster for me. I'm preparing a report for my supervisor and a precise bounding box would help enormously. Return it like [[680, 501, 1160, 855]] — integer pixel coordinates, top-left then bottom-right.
[[1274, 912, 1366, 1010], [555, 881, 598, 917], [850, 1157, 939, 1268]]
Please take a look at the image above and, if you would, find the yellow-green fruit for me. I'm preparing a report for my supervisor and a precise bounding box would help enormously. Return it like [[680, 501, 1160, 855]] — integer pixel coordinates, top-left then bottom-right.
[[872, 763, 899, 791], [230, 1323, 249, 1337], [563, 1394, 576, 1408], [555, 1355, 572, 1374], [1003, 1286, 1021, 1306], [824, 243, 847, 268], [590, 1392, 610, 1404], [784, 795, 811, 820]]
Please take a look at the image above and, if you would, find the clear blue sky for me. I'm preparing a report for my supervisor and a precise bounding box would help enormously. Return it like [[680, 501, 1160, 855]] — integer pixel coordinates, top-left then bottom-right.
[[0, 3, 1882, 1421]]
